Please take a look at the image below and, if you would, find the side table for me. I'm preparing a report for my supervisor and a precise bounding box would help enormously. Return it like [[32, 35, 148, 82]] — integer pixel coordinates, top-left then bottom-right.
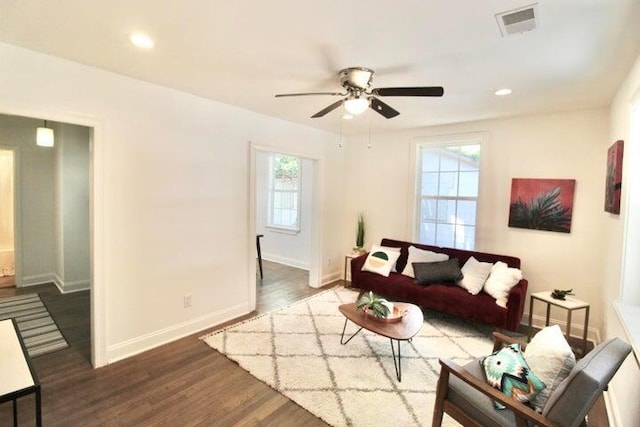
[[344, 252, 363, 285], [528, 291, 590, 356], [0, 318, 42, 427]]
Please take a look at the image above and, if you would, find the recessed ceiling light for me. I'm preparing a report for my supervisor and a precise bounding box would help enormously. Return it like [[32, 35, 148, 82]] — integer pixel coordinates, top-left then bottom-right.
[[130, 32, 154, 49], [494, 88, 512, 96], [342, 114, 354, 120]]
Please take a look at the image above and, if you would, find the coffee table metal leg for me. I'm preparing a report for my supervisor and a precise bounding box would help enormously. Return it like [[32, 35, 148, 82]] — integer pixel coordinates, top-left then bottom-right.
[[390, 339, 402, 381], [340, 318, 363, 345]]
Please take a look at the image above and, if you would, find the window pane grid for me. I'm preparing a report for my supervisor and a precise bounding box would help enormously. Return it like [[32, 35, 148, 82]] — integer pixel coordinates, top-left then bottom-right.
[[268, 155, 300, 230], [417, 143, 480, 250]]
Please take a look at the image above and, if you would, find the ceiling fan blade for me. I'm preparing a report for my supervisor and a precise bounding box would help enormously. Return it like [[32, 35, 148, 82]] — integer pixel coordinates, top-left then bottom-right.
[[311, 100, 344, 118], [275, 92, 345, 98], [370, 97, 400, 119], [372, 86, 444, 97]]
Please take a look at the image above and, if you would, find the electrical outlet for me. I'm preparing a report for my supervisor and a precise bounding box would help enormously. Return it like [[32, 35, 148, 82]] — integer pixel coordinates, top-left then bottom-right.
[[183, 294, 192, 308]]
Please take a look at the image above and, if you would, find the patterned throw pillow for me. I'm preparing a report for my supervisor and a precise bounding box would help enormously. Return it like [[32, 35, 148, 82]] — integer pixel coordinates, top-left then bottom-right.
[[481, 343, 546, 409], [412, 258, 463, 285], [360, 245, 402, 277]]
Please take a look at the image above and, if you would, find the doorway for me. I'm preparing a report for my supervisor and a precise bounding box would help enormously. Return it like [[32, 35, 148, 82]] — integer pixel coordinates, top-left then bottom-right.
[[251, 144, 323, 311], [0, 114, 93, 367], [0, 147, 15, 288]]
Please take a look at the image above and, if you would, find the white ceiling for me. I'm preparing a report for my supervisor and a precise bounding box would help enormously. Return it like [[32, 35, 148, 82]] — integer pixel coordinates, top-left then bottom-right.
[[1, 0, 640, 134]]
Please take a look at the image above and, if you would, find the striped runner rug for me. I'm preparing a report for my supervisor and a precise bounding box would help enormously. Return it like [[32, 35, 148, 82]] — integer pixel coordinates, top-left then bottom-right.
[[0, 293, 69, 357]]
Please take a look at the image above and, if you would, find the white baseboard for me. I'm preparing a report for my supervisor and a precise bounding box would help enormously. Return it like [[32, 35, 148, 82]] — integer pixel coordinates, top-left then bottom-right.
[[21, 273, 57, 287], [262, 253, 310, 270], [321, 271, 342, 287], [20, 273, 89, 293], [44, 273, 91, 294], [106, 301, 251, 364], [60, 279, 90, 293]]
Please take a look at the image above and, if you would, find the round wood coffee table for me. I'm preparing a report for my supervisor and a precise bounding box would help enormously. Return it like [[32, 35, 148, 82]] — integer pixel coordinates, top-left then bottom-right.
[[338, 302, 423, 381]]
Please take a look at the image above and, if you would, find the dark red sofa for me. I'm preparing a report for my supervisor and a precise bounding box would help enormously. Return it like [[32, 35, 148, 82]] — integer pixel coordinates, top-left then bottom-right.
[[350, 238, 528, 331]]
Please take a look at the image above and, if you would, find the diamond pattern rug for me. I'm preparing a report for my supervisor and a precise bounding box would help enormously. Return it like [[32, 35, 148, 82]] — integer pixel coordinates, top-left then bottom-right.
[[200, 286, 495, 427]]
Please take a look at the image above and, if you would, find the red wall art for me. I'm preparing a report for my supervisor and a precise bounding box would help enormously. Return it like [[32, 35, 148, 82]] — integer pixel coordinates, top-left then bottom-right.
[[604, 140, 624, 214], [508, 178, 576, 233]]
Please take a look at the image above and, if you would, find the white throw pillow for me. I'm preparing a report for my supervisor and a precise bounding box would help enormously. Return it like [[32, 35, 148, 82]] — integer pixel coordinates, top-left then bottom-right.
[[361, 245, 402, 277], [383, 246, 402, 272], [524, 325, 576, 412], [400, 245, 449, 278], [457, 256, 493, 295], [483, 261, 523, 307]]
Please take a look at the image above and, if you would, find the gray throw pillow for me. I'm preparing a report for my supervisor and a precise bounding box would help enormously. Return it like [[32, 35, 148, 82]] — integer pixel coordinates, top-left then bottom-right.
[[413, 258, 463, 285]]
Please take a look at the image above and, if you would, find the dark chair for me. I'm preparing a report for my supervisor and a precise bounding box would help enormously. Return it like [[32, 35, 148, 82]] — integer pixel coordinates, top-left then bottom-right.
[[432, 331, 631, 427], [256, 234, 264, 279]]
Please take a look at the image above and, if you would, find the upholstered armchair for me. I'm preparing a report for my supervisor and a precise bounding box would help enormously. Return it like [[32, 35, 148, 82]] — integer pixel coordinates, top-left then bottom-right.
[[432, 331, 631, 427]]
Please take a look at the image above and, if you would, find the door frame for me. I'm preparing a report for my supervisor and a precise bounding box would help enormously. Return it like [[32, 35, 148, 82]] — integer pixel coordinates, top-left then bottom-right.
[[248, 142, 324, 310], [0, 105, 105, 368]]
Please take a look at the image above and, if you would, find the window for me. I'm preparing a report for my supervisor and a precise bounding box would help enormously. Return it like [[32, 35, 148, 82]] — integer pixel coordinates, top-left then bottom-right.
[[615, 94, 640, 358], [416, 140, 481, 249], [268, 154, 301, 232]]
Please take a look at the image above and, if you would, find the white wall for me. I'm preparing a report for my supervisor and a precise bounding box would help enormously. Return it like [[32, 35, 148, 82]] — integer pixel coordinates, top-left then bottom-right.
[[59, 124, 91, 291], [255, 150, 312, 269], [0, 42, 345, 365], [343, 108, 609, 336], [603, 52, 640, 427]]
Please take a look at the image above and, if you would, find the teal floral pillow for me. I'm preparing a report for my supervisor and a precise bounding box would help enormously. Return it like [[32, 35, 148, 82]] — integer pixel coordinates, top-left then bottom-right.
[[480, 343, 546, 409]]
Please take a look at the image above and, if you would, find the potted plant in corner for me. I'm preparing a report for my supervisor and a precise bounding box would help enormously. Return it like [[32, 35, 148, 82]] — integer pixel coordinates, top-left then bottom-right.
[[354, 213, 365, 253], [356, 291, 391, 319]]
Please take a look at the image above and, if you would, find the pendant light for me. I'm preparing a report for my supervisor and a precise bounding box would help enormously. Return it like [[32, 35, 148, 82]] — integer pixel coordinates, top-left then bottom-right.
[[36, 120, 54, 147]]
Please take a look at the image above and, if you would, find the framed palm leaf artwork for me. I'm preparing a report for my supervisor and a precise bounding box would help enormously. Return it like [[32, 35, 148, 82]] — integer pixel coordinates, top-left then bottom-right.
[[508, 178, 576, 233], [604, 140, 623, 214]]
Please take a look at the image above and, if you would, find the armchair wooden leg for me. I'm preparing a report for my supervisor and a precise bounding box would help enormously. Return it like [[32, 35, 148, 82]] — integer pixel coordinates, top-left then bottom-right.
[[432, 367, 449, 427]]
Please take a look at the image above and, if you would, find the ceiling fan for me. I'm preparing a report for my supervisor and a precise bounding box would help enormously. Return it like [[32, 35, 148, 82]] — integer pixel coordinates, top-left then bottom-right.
[[275, 67, 444, 119]]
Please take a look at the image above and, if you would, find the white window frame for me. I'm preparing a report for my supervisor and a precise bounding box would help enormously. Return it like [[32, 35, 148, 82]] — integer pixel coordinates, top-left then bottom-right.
[[267, 154, 301, 234], [412, 133, 485, 250], [614, 90, 640, 360]]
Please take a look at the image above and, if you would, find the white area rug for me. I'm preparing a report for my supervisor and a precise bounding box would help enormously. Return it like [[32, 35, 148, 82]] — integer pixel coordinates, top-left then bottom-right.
[[201, 286, 494, 427]]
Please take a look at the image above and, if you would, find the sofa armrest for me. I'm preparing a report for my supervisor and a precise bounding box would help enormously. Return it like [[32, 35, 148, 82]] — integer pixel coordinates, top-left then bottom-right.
[[505, 279, 528, 332]]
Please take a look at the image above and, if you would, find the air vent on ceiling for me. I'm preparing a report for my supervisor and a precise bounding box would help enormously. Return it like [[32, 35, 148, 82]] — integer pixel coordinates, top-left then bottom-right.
[[496, 3, 539, 37]]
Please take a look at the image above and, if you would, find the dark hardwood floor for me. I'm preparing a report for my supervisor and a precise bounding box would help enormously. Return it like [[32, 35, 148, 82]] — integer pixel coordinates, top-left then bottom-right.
[[0, 261, 333, 426], [0, 262, 608, 426]]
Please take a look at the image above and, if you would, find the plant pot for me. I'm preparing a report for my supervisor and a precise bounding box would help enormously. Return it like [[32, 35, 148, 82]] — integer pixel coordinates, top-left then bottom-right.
[[362, 306, 407, 323]]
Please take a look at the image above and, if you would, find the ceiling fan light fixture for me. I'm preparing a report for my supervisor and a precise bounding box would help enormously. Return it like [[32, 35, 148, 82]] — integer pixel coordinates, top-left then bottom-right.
[[344, 97, 369, 115]]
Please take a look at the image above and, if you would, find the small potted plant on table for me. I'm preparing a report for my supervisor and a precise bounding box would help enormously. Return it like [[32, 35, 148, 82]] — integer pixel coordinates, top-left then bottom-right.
[[357, 291, 392, 320]]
